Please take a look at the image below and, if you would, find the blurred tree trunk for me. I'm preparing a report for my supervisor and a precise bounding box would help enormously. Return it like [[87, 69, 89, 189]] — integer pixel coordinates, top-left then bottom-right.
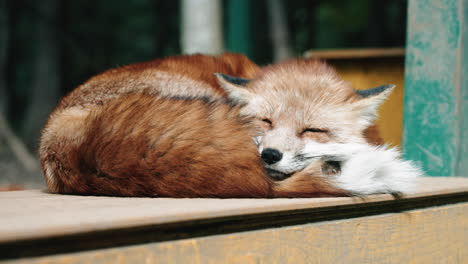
[[0, 0, 7, 113], [226, 0, 252, 57], [0, 113, 39, 173], [0, 0, 40, 188], [267, 0, 292, 62], [21, 0, 61, 151], [0, 108, 41, 189], [181, 0, 224, 54]]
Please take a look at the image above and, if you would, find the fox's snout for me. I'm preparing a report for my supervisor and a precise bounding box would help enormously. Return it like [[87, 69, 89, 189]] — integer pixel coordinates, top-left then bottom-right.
[[261, 148, 283, 164]]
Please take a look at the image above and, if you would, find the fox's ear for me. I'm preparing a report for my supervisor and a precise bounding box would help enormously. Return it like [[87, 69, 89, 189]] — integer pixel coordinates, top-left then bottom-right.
[[353, 84, 395, 125], [214, 73, 254, 104]]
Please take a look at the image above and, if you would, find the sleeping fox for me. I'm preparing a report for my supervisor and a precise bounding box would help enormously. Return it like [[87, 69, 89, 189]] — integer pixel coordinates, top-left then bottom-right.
[[39, 53, 421, 198]]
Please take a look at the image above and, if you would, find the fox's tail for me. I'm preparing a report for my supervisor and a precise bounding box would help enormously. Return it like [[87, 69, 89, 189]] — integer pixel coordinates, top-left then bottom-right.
[[39, 94, 272, 198]]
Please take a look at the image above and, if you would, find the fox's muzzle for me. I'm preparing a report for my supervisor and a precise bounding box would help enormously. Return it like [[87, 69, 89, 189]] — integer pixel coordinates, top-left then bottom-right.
[[261, 148, 283, 164]]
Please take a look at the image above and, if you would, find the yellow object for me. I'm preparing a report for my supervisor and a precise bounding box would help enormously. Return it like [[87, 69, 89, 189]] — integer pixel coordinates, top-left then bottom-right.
[[305, 48, 405, 147]]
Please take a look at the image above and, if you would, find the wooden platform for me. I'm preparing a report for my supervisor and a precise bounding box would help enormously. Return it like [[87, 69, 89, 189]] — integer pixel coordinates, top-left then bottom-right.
[[1, 177, 467, 263], [304, 47, 405, 59]]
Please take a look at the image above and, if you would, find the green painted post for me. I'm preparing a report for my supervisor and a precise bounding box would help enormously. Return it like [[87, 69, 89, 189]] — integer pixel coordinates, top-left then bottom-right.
[[403, 0, 468, 176], [226, 0, 251, 57]]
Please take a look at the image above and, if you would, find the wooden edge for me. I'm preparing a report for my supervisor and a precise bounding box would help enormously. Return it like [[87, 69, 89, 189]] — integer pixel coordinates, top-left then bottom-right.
[[0, 185, 24, 191], [304, 47, 405, 59], [0, 178, 467, 245], [1, 187, 467, 260], [6, 203, 466, 264]]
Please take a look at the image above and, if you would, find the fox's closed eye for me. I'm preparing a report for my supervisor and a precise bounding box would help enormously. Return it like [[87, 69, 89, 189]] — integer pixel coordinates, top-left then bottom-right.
[[302, 128, 328, 134], [261, 118, 272, 125]]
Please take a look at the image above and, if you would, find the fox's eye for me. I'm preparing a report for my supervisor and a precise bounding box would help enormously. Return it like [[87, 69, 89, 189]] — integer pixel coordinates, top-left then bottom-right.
[[302, 128, 328, 134], [261, 118, 272, 125]]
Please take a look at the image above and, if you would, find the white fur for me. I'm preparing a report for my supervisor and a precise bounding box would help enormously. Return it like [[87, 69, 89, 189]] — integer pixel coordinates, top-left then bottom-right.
[[253, 136, 263, 152], [301, 142, 423, 195], [265, 151, 307, 174], [43, 162, 56, 190]]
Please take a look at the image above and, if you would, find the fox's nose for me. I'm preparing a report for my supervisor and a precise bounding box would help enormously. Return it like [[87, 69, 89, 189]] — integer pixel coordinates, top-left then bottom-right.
[[261, 148, 283, 165]]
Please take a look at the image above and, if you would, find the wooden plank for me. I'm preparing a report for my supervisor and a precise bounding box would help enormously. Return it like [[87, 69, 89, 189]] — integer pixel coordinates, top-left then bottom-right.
[[6, 203, 467, 264], [304, 47, 405, 59], [0, 178, 466, 247], [403, 0, 468, 176]]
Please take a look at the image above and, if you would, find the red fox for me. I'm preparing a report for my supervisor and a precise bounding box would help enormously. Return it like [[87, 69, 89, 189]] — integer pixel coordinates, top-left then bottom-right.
[[39, 53, 421, 198]]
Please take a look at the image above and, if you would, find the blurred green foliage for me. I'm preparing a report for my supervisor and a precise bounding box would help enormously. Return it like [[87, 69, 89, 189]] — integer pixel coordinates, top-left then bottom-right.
[[4, 0, 406, 127], [286, 0, 407, 54], [59, 0, 180, 94]]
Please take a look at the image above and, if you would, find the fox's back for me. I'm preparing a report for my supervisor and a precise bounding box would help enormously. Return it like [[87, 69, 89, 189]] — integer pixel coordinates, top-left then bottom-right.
[[57, 53, 260, 110]]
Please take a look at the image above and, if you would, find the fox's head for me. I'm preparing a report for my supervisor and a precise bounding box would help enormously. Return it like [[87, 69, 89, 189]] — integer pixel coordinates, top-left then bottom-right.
[[215, 59, 394, 181]]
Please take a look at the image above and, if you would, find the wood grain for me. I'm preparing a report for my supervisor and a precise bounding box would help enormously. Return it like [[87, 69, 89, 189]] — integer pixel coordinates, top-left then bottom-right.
[[0, 177, 466, 245], [403, 0, 468, 176], [304, 47, 405, 59], [6, 202, 467, 264]]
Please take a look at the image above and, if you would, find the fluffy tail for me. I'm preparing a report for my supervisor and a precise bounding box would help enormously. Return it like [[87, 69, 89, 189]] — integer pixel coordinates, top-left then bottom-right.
[[333, 145, 422, 195], [40, 106, 92, 193], [39, 94, 272, 198], [301, 142, 423, 195]]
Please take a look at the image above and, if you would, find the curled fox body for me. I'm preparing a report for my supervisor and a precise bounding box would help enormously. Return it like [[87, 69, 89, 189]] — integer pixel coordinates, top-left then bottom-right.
[[40, 53, 421, 198]]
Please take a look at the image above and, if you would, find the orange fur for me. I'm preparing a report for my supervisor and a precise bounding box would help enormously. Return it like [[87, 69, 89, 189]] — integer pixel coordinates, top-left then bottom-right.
[[44, 94, 271, 197], [40, 53, 380, 198]]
